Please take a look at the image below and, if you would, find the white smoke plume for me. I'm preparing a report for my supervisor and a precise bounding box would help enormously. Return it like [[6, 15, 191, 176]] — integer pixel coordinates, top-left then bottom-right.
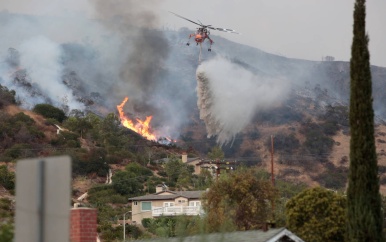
[[18, 36, 84, 110], [196, 56, 290, 145], [0, 3, 194, 139]]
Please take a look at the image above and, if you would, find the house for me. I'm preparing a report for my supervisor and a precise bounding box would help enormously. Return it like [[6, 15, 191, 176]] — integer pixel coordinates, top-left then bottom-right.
[[128, 186, 205, 225], [154, 153, 202, 175], [133, 227, 304, 242], [181, 153, 202, 175]]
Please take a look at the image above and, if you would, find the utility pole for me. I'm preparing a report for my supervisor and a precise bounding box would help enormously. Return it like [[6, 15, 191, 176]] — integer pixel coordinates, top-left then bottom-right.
[[123, 211, 131, 242], [270, 135, 275, 227], [270, 135, 275, 186]]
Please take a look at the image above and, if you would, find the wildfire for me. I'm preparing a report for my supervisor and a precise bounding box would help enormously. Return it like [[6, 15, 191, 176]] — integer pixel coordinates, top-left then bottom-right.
[[117, 97, 157, 141]]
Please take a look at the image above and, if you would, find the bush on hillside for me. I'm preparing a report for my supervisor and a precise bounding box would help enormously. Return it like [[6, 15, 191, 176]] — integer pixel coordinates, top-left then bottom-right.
[[51, 131, 80, 148], [88, 185, 128, 204], [300, 122, 335, 161], [71, 150, 109, 177], [0, 84, 16, 108], [265, 132, 300, 154], [0, 166, 15, 191], [112, 171, 144, 196], [33, 104, 67, 122], [254, 106, 303, 125]]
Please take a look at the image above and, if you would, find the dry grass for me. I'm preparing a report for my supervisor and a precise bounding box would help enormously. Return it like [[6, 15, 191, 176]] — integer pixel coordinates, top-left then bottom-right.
[[5, 105, 57, 141]]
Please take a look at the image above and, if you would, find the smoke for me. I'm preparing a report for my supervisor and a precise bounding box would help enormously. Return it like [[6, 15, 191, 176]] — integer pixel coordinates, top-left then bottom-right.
[[19, 36, 84, 110], [196, 56, 290, 145], [90, 0, 169, 102], [0, 10, 106, 111], [0, 2, 194, 139]]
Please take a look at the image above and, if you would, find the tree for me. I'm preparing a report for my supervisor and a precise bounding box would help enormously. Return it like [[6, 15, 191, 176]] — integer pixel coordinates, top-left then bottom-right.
[[274, 180, 308, 227], [286, 187, 346, 242], [347, 0, 384, 241], [193, 169, 213, 190], [125, 162, 153, 177], [207, 146, 224, 160], [164, 156, 184, 183], [0, 166, 15, 191], [32, 104, 66, 122], [63, 116, 92, 138], [0, 223, 14, 242], [0, 84, 16, 108], [176, 166, 192, 189], [203, 168, 276, 232], [112, 171, 143, 196]]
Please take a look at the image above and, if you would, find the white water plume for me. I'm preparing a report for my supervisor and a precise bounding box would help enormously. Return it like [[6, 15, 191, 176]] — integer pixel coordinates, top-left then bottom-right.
[[196, 56, 290, 145]]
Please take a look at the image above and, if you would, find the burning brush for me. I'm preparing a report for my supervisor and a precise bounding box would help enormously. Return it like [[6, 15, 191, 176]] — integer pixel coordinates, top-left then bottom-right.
[[117, 97, 157, 141]]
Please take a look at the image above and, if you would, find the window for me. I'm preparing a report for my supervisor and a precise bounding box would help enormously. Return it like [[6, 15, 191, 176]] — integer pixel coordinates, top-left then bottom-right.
[[189, 201, 201, 207], [141, 201, 152, 211], [134, 201, 138, 205], [164, 202, 174, 207]]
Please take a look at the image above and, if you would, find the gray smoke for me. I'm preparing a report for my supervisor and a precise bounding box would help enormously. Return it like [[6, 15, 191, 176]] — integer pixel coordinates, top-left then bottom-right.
[[90, 0, 169, 103], [0, 3, 194, 139], [196, 56, 290, 145], [0, 12, 88, 111], [19, 36, 84, 110]]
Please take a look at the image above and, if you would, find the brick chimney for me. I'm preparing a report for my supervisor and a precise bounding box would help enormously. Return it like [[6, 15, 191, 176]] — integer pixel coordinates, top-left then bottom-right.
[[70, 208, 98, 242]]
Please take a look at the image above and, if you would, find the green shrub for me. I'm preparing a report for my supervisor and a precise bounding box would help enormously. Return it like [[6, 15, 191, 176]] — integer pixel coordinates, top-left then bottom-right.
[[300, 122, 335, 161], [0, 84, 16, 108], [33, 104, 66, 122], [125, 162, 153, 177], [88, 186, 127, 204], [0, 166, 15, 191], [11, 112, 35, 125], [0, 223, 14, 242], [142, 218, 152, 228], [265, 132, 300, 154]]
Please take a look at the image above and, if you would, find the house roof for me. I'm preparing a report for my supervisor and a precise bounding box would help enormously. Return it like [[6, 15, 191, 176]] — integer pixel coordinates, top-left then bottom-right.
[[128, 190, 205, 201], [186, 158, 201, 164], [132, 228, 304, 242], [154, 157, 201, 164]]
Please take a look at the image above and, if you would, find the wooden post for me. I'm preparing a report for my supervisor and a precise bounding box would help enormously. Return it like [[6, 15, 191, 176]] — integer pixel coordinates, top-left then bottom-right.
[[270, 135, 275, 227], [271, 135, 275, 186]]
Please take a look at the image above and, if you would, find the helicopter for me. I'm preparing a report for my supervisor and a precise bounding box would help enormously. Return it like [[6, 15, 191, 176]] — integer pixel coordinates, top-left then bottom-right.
[[169, 11, 239, 52]]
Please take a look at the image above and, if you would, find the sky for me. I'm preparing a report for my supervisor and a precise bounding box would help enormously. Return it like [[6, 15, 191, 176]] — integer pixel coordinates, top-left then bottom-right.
[[1, 0, 385, 67]]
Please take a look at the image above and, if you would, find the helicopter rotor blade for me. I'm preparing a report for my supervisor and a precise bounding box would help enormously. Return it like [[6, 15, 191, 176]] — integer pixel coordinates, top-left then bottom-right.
[[213, 27, 240, 34], [169, 11, 204, 27]]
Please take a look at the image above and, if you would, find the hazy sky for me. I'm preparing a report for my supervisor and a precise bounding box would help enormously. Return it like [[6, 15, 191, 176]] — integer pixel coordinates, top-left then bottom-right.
[[1, 0, 385, 67]]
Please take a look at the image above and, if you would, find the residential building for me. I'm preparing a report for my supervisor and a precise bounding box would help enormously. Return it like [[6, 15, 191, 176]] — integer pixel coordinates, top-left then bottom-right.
[[154, 153, 202, 175], [181, 152, 202, 175], [128, 187, 205, 225]]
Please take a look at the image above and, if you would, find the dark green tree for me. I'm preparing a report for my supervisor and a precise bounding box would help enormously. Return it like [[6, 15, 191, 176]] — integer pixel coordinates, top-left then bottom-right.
[[112, 171, 143, 196], [164, 156, 184, 183], [207, 146, 224, 160], [347, 0, 384, 241], [203, 168, 276, 232], [0, 223, 14, 242], [0, 84, 16, 108], [286, 187, 346, 242], [32, 104, 66, 122], [0, 166, 15, 191]]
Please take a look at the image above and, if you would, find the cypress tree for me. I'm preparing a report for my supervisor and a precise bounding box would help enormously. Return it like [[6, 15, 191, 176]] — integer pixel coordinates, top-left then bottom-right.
[[347, 0, 384, 241]]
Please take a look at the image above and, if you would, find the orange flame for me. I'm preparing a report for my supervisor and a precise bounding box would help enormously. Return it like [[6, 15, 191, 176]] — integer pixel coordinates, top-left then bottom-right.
[[117, 97, 157, 141]]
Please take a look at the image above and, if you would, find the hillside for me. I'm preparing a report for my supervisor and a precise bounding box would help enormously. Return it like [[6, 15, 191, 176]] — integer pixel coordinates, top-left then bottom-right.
[[1, 11, 386, 197], [1, 16, 386, 193]]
